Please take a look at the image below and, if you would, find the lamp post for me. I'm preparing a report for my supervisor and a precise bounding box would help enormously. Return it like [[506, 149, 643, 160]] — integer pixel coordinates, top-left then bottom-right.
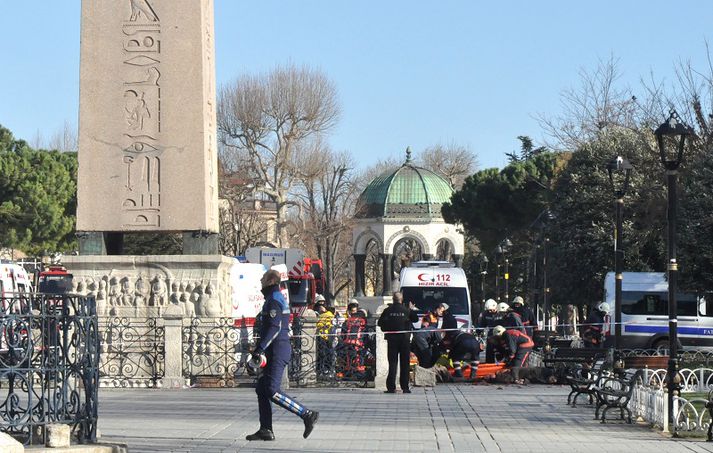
[[606, 156, 633, 351], [494, 248, 501, 301], [654, 109, 694, 435], [478, 254, 489, 305], [500, 238, 512, 302]]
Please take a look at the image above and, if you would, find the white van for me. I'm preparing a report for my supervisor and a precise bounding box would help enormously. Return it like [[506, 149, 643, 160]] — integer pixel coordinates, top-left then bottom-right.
[[0, 260, 33, 296], [399, 261, 472, 329], [603, 271, 713, 349], [230, 262, 290, 328]]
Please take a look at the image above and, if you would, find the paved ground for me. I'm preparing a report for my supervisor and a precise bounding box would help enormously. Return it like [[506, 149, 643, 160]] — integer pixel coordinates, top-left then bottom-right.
[[98, 383, 713, 453]]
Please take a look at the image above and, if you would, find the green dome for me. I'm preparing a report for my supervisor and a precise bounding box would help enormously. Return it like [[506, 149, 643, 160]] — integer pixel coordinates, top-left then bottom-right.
[[356, 158, 454, 219]]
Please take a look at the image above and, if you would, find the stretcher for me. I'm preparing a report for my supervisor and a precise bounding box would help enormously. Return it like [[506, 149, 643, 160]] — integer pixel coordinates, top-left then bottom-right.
[[446, 362, 507, 380]]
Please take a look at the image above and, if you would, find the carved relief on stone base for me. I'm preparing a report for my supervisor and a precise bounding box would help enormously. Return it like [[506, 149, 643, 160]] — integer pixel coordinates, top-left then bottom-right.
[[62, 255, 234, 319]]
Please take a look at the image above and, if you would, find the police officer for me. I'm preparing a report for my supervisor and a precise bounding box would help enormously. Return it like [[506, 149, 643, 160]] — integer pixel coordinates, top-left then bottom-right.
[[246, 269, 319, 441], [378, 291, 418, 393]]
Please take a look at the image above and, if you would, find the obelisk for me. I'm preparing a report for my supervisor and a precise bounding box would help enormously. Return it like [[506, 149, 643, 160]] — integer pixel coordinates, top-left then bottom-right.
[[76, 0, 219, 254]]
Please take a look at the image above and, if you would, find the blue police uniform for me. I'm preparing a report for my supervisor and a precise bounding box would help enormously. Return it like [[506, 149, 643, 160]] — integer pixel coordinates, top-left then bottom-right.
[[247, 284, 319, 441]]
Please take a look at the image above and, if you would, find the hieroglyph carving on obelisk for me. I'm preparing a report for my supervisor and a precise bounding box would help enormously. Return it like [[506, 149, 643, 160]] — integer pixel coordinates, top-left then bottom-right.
[[77, 0, 219, 233]]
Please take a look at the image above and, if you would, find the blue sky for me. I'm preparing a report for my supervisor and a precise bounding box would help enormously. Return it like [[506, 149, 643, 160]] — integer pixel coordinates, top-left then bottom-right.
[[1, 1, 712, 170]]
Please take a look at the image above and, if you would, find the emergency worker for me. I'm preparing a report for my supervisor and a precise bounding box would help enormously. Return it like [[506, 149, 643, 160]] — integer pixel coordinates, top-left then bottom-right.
[[411, 315, 441, 368], [476, 299, 499, 335], [378, 291, 418, 393], [314, 298, 335, 379], [511, 296, 537, 338], [246, 270, 319, 441], [478, 299, 500, 363], [448, 331, 482, 378], [582, 303, 609, 348], [496, 302, 525, 332], [491, 325, 534, 384]]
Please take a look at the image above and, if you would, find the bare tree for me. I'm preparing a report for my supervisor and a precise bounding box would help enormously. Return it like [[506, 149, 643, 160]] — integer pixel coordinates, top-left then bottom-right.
[[48, 121, 78, 152], [418, 141, 478, 188], [292, 141, 359, 302], [217, 64, 341, 246], [536, 55, 639, 151]]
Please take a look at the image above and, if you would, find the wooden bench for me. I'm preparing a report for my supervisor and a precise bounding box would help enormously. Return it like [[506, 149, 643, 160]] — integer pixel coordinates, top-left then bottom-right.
[[543, 347, 606, 366], [565, 358, 611, 407], [623, 355, 668, 370], [593, 368, 644, 423]]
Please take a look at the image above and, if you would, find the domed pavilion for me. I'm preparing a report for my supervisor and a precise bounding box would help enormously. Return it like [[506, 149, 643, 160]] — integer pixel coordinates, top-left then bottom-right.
[[352, 148, 464, 297]]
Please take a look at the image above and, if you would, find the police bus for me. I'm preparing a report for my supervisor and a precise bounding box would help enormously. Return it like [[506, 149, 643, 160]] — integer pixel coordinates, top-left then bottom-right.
[[399, 261, 472, 329], [603, 271, 713, 349]]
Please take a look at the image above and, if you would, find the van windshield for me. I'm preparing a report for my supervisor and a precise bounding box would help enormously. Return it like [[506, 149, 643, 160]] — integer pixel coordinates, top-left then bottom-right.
[[401, 287, 469, 315]]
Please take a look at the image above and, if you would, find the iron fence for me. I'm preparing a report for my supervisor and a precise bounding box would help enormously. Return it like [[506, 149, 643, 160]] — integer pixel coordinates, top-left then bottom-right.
[[182, 317, 249, 387], [0, 294, 99, 445], [98, 317, 164, 387]]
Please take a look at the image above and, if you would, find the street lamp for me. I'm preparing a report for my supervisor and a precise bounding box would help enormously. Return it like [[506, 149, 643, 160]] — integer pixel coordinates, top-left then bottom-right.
[[654, 109, 695, 435], [500, 238, 513, 302], [478, 254, 489, 305], [606, 156, 633, 351]]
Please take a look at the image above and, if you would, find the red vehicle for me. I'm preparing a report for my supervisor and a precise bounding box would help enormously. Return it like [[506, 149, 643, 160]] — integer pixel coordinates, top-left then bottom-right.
[[287, 257, 325, 309], [37, 265, 73, 294], [244, 247, 326, 312]]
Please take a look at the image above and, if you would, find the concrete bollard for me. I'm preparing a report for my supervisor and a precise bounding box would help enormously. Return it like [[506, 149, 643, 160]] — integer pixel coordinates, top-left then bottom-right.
[[45, 424, 71, 448], [0, 433, 23, 453], [414, 365, 437, 387], [374, 303, 390, 391]]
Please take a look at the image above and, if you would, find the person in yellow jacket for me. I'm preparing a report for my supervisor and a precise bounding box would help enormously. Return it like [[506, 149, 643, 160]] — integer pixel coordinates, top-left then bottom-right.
[[314, 297, 335, 379]]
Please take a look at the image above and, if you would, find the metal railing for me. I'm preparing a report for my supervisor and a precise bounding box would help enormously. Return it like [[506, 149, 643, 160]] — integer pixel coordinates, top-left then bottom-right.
[[0, 294, 99, 445], [98, 317, 164, 388]]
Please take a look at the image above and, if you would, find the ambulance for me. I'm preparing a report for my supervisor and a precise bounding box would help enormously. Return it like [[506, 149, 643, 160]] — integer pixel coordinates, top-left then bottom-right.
[[399, 261, 472, 329], [0, 260, 34, 297]]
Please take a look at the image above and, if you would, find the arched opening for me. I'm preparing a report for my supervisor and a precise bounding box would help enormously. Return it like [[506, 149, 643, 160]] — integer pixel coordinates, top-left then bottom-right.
[[391, 237, 424, 278], [435, 238, 455, 262], [364, 238, 382, 296]]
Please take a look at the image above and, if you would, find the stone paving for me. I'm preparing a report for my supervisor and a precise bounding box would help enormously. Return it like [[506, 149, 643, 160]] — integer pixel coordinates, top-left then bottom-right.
[[98, 384, 713, 453]]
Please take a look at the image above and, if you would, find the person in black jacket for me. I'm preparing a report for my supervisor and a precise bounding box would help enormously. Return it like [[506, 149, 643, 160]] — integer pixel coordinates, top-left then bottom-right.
[[511, 296, 537, 339], [582, 303, 609, 348], [378, 291, 418, 393], [411, 315, 442, 368]]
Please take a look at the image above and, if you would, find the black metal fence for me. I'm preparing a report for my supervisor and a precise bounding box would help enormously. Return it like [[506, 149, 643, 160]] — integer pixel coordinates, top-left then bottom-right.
[[98, 317, 164, 387], [94, 314, 376, 388], [0, 294, 99, 445]]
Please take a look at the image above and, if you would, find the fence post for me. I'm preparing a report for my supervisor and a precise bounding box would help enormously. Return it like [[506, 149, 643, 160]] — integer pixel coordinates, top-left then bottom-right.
[[162, 305, 185, 389], [662, 390, 669, 433], [294, 314, 317, 387], [374, 304, 389, 391]]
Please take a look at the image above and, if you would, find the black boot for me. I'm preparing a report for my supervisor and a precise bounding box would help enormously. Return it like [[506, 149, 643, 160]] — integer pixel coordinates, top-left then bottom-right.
[[301, 410, 319, 439], [245, 428, 275, 441]]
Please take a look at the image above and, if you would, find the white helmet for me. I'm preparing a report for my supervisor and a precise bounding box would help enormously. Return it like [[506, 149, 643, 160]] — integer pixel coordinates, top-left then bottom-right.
[[484, 299, 497, 311], [497, 302, 510, 313], [493, 325, 506, 336], [597, 302, 610, 313], [512, 296, 524, 306], [315, 294, 326, 302]]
